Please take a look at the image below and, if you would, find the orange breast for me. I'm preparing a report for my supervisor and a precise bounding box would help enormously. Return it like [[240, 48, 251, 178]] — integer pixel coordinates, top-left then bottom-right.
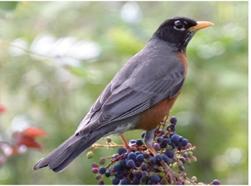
[[136, 96, 178, 130], [177, 52, 188, 75]]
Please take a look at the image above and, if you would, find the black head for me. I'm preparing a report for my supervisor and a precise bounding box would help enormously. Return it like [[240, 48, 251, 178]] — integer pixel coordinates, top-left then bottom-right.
[[154, 17, 213, 51]]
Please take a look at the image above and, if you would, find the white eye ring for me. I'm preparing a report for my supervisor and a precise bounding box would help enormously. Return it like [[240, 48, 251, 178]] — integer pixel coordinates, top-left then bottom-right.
[[173, 20, 185, 31]]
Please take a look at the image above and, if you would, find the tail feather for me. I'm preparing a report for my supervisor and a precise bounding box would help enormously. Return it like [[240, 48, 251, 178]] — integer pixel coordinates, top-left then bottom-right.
[[52, 136, 98, 172], [33, 135, 83, 172], [33, 125, 110, 172]]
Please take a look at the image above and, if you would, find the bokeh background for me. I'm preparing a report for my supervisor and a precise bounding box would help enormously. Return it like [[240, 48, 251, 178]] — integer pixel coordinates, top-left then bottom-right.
[[0, 1, 248, 184]]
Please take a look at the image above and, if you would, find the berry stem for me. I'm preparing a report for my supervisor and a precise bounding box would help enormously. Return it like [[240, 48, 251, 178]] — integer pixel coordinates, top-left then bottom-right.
[[119, 134, 130, 149]]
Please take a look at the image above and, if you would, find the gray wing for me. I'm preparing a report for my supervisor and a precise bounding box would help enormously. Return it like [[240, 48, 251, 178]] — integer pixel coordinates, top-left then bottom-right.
[[76, 38, 185, 132]]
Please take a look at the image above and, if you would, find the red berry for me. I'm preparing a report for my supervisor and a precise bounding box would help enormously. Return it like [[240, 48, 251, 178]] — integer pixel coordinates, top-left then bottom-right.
[[92, 167, 99, 174]]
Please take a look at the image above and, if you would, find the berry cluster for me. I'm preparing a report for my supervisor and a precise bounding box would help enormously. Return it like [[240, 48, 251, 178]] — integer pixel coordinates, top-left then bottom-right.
[[89, 116, 220, 185]]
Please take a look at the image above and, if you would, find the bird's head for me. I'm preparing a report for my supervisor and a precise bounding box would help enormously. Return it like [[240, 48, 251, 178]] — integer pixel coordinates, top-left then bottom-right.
[[154, 17, 214, 51]]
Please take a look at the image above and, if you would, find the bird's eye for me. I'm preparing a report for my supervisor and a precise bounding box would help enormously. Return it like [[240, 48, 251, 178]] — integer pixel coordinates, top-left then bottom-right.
[[173, 20, 185, 31]]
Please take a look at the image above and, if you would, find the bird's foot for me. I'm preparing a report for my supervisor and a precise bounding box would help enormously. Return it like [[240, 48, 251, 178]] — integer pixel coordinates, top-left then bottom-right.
[[144, 128, 157, 155]]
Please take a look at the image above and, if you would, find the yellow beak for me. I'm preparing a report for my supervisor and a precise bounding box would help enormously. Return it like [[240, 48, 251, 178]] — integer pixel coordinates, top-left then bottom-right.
[[189, 21, 214, 32]]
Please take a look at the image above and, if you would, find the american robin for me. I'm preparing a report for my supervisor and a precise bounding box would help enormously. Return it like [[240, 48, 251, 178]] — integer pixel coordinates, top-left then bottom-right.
[[34, 17, 213, 172]]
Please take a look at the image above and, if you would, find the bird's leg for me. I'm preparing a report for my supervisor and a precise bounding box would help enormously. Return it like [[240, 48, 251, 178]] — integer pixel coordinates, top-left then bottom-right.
[[163, 115, 169, 123], [144, 128, 157, 155], [157, 115, 169, 131], [119, 133, 130, 149]]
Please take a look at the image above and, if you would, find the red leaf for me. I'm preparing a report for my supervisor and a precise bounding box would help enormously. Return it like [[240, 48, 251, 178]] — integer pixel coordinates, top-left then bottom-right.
[[12, 127, 47, 151], [22, 127, 47, 138], [17, 136, 42, 149]]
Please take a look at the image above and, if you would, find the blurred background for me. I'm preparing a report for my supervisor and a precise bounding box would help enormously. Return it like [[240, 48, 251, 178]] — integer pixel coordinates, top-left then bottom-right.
[[0, 1, 248, 184]]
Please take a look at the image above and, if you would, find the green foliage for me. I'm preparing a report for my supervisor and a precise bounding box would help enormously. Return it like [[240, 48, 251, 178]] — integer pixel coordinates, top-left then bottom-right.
[[0, 1, 247, 184], [108, 27, 144, 55], [0, 2, 18, 12]]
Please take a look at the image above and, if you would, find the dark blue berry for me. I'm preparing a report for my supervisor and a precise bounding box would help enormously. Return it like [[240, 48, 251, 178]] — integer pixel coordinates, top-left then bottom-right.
[[134, 171, 142, 179], [149, 157, 156, 164], [117, 147, 127, 155], [170, 116, 177, 125], [115, 172, 124, 179], [140, 171, 148, 184], [127, 152, 136, 160], [105, 171, 110, 177], [155, 154, 162, 163], [132, 177, 140, 184], [180, 138, 188, 147], [136, 139, 143, 146], [170, 143, 176, 149], [153, 143, 161, 151], [119, 159, 126, 167], [211, 179, 221, 185], [150, 175, 161, 183], [112, 177, 120, 185], [165, 150, 174, 159], [99, 167, 106, 174], [136, 154, 144, 162], [135, 161, 142, 167], [160, 138, 169, 148], [119, 178, 129, 185], [167, 124, 175, 131], [113, 163, 122, 172], [142, 171, 148, 176], [171, 134, 181, 144], [141, 163, 147, 171], [126, 159, 136, 168], [157, 137, 163, 143], [143, 153, 150, 159], [167, 138, 173, 145], [161, 154, 171, 164]]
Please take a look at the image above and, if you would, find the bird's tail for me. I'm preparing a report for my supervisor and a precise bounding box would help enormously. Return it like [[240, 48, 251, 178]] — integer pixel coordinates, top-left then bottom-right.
[[33, 124, 113, 172]]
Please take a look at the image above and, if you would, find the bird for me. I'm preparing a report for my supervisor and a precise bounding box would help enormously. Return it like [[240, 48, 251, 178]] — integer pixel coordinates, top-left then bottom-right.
[[33, 17, 213, 172]]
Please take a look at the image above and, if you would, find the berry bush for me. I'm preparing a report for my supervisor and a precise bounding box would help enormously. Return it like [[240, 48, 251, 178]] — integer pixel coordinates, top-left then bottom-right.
[[88, 116, 220, 185]]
